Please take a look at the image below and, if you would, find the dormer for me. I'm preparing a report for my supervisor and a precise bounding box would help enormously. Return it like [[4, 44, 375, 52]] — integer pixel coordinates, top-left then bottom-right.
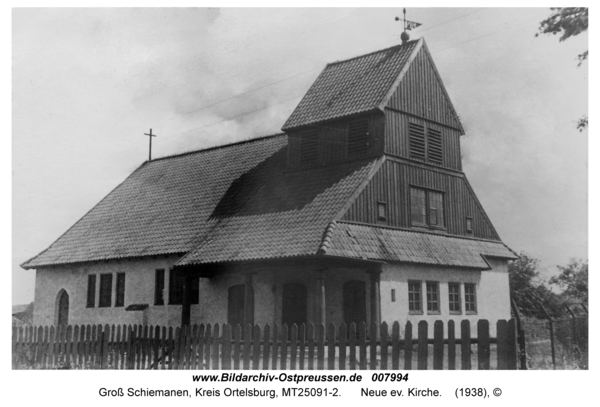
[[283, 38, 465, 171]]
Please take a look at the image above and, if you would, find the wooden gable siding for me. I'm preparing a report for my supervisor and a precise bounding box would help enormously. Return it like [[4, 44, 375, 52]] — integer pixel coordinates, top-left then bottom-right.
[[286, 113, 385, 169], [385, 47, 462, 131], [384, 110, 462, 171], [341, 159, 499, 241]]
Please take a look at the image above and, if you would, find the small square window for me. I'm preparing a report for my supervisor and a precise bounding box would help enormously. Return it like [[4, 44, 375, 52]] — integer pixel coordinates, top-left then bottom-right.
[[466, 217, 473, 233], [377, 201, 387, 220]]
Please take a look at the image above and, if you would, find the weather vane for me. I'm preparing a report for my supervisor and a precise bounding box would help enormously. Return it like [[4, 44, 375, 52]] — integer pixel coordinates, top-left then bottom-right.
[[395, 8, 422, 44]]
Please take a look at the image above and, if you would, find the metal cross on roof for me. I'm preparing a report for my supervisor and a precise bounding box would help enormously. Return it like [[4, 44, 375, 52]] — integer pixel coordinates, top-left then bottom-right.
[[144, 128, 157, 161], [395, 8, 422, 44]]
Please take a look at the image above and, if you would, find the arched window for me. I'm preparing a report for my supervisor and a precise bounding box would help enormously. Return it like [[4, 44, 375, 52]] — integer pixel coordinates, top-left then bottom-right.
[[282, 283, 307, 327], [56, 289, 69, 327]]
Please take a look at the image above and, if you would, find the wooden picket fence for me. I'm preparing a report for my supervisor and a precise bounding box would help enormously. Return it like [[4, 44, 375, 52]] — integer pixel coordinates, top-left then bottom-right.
[[12, 319, 519, 370]]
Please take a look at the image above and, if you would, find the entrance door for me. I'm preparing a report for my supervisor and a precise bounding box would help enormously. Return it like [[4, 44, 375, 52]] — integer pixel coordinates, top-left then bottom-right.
[[227, 284, 245, 329], [57, 290, 69, 326], [282, 283, 307, 327], [343, 281, 366, 325]]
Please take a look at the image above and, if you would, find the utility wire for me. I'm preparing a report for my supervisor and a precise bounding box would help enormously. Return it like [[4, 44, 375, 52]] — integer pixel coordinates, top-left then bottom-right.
[[172, 10, 529, 139], [180, 9, 484, 119]]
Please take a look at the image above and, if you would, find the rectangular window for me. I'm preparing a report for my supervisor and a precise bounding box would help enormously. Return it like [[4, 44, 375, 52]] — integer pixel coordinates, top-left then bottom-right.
[[300, 128, 319, 165], [410, 188, 427, 225], [426, 281, 440, 313], [448, 282, 461, 314], [115, 273, 125, 307], [410, 187, 445, 228], [348, 118, 369, 158], [466, 217, 473, 233], [465, 283, 477, 314], [99, 273, 113, 308], [86, 275, 96, 308], [155, 269, 165, 306], [408, 281, 422, 313], [391, 289, 396, 302]]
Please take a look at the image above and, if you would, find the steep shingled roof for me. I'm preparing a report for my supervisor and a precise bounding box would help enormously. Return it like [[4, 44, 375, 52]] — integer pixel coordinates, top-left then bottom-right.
[[282, 40, 421, 130], [320, 221, 517, 269], [22, 135, 288, 268], [22, 134, 380, 269]]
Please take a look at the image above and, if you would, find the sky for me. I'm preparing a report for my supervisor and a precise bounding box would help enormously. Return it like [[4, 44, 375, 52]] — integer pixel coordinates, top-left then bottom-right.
[[11, 7, 588, 306]]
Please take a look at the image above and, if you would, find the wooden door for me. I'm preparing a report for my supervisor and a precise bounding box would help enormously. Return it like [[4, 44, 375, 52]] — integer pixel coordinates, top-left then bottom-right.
[[227, 284, 245, 329], [343, 281, 366, 325], [282, 283, 307, 327]]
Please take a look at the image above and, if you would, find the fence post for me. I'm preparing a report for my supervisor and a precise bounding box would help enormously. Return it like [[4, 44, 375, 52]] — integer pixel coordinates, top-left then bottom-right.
[[391, 322, 400, 370], [262, 324, 270, 370], [510, 300, 527, 369], [316, 323, 325, 370], [477, 320, 490, 370], [327, 323, 336, 370], [380, 322, 389, 370], [417, 321, 428, 370], [253, 324, 261, 370], [290, 324, 298, 370], [404, 321, 412, 370], [460, 320, 471, 370], [448, 321, 456, 370], [496, 320, 508, 370], [507, 319, 518, 369], [339, 323, 347, 370], [433, 321, 444, 370]]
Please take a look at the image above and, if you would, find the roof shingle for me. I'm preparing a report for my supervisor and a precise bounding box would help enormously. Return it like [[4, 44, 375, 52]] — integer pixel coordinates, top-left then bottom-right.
[[282, 40, 420, 130], [322, 221, 517, 269]]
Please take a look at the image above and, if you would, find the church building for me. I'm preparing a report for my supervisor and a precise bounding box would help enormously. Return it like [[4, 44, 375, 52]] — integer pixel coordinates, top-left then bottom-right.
[[22, 37, 517, 333]]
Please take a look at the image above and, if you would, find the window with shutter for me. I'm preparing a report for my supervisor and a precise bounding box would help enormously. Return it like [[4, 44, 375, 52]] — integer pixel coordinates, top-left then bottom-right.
[[348, 119, 369, 158], [300, 128, 319, 165], [115, 272, 125, 307], [409, 123, 426, 160]]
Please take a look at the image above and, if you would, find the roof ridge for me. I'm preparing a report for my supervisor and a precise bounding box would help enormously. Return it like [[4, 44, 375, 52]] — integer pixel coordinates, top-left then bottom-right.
[[149, 133, 286, 163], [326, 40, 419, 67]]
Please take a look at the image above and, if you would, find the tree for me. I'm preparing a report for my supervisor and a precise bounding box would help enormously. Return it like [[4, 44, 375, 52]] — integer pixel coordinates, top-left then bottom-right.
[[549, 259, 588, 305], [508, 253, 561, 318], [536, 8, 588, 131]]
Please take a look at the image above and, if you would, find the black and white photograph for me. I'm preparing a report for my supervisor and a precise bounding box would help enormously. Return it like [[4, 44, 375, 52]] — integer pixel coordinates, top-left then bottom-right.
[[10, 4, 591, 402]]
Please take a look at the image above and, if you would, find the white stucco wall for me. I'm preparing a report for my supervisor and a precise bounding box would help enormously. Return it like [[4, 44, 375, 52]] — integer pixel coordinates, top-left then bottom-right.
[[33, 255, 185, 327], [33, 256, 510, 334], [380, 258, 510, 336]]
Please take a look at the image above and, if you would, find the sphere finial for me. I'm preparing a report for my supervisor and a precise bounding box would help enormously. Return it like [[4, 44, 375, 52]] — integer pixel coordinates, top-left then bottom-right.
[[401, 31, 410, 44]]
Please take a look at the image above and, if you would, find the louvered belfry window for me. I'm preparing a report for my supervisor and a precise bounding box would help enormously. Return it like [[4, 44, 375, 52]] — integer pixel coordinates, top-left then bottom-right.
[[409, 123, 426, 160], [348, 118, 369, 158], [409, 122, 444, 165], [300, 128, 319, 165], [427, 127, 443, 164]]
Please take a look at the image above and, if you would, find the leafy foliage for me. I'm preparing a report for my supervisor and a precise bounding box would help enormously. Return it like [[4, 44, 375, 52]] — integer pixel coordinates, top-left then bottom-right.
[[536, 8, 588, 131], [508, 253, 561, 318], [537, 8, 588, 43], [549, 258, 588, 305]]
